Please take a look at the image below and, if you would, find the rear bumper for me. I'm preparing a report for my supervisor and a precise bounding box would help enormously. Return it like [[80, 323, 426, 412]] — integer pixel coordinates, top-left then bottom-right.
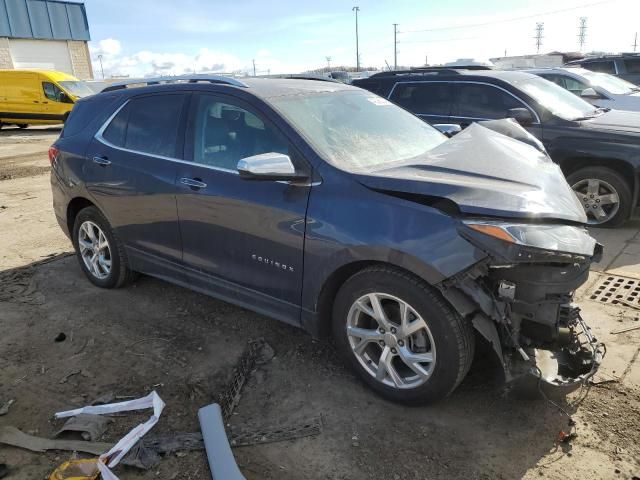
[[50, 171, 70, 239]]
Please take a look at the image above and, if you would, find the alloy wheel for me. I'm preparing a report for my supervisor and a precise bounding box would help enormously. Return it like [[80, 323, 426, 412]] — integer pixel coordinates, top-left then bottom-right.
[[346, 292, 436, 389], [572, 178, 620, 225], [78, 221, 112, 280]]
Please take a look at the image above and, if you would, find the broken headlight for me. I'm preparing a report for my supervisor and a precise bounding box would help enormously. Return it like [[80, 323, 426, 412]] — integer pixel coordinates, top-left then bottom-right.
[[463, 220, 596, 257]]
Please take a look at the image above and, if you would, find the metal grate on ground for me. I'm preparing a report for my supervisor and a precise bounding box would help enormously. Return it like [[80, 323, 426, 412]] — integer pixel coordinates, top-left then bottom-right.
[[589, 275, 640, 308]]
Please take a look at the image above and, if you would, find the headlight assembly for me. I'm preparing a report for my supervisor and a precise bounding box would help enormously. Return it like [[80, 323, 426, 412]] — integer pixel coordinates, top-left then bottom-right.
[[463, 220, 596, 257]]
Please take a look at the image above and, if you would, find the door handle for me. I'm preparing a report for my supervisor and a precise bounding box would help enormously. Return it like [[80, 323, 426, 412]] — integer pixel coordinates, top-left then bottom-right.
[[180, 177, 207, 189], [93, 156, 111, 166]]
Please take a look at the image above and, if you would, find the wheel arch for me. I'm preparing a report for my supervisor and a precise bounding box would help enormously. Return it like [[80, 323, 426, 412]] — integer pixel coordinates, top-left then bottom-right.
[[311, 260, 443, 338], [66, 196, 97, 235]]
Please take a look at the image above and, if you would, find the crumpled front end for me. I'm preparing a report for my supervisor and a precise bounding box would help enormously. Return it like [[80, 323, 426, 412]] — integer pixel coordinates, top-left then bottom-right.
[[438, 221, 605, 394]]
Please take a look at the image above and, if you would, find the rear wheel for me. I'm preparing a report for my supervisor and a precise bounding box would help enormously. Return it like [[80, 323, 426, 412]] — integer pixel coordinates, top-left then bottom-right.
[[332, 266, 475, 404], [72, 206, 134, 288], [17, 124, 28, 129], [567, 166, 632, 228]]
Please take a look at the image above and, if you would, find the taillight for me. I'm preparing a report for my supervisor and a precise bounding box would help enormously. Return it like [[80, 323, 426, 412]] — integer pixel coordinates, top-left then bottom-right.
[[48, 146, 59, 166]]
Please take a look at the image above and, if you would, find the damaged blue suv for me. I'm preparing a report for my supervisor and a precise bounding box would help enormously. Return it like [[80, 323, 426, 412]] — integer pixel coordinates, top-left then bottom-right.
[[50, 75, 603, 403]]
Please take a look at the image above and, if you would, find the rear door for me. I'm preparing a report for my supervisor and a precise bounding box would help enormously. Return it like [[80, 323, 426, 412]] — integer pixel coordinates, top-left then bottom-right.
[[84, 93, 187, 276], [175, 93, 311, 324], [388, 81, 453, 124]]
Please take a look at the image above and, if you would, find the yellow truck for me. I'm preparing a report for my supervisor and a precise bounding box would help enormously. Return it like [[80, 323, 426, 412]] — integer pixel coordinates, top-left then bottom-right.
[[0, 70, 93, 129]]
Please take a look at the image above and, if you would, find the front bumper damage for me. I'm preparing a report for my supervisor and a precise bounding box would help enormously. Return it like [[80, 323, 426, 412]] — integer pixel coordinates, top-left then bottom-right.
[[439, 228, 605, 394]]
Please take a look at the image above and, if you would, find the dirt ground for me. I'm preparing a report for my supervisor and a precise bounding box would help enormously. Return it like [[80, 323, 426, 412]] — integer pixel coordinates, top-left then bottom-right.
[[1, 126, 639, 480]]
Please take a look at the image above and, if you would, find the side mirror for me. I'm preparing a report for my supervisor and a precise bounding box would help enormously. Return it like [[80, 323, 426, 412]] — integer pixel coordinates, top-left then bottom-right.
[[580, 87, 601, 99], [433, 124, 462, 137], [237, 152, 306, 181], [507, 108, 534, 125]]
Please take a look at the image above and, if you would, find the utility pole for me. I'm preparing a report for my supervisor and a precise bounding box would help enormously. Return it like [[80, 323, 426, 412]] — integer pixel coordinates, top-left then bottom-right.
[[393, 23, 398, 70], [535, 22, 544, 54], [252, 59, 256, 76], [578, 17, 587, 51], [633, 32, 638, 52], [326, 56, 332, 70], [352, 6, 360, 71], [97, 54, 104, 79]]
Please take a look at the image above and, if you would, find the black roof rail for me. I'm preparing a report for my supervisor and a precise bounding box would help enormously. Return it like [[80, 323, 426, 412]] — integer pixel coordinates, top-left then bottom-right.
[[102, 74, 248, 92], [367, 65, 493, 79], [258, 74, 340, 83]]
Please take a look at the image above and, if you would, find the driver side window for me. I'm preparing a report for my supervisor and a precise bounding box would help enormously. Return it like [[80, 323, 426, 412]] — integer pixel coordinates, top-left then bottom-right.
[[42, 82, 63, 102], [191, 96, 289, 171]]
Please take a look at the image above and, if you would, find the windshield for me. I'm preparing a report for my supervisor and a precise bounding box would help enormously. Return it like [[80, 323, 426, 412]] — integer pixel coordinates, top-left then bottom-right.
[[580, 70, 637, 95], [59, 80, 94, 98], [269, 90, 446, 171], [514, 76, 597, 121]]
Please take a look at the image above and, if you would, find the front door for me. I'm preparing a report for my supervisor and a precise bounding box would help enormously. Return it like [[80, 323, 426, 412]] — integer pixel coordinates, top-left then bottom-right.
[[175, 93, 311, 325], [84, 93, 187, 276]]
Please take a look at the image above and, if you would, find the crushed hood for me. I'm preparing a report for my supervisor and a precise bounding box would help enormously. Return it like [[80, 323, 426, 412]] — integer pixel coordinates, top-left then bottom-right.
[[355, 122, 588, 223]]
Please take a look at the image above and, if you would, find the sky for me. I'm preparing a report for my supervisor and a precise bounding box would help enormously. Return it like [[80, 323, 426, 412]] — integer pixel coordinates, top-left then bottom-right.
[[84, 0, 640, 78]]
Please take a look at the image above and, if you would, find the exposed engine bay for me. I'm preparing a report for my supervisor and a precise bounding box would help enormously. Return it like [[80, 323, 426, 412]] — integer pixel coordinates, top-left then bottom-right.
[[439, 222, 605, 393]]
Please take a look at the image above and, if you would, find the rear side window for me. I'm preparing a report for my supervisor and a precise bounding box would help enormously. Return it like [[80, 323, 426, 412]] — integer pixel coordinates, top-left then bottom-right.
[[390, 82, 452, 116], [452, 83, 525, 120], [102, 94, 186, 157], [583, 61, 616, 74], [62, 95, 119, 138], [624, 59, 640, 73]]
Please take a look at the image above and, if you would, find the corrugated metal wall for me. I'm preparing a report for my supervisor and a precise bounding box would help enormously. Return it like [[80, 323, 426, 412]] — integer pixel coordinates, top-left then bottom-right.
[[0, 0, 90, 41]]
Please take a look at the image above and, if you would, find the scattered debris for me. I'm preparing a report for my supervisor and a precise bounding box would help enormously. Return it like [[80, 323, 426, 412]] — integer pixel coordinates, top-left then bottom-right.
[[49, 458, 100, 480], [0, 399, 14, 416], [54, 332, 67, 342], [0, 426, 111, 455], [218, 338, 270, 420], [59, 369, 81, 384], [228, 416, 323, 447], [199, 403, 245, 480], [55, 391, 165, 480], [611, 324, 640, 335], [56, 414, 113, 442]]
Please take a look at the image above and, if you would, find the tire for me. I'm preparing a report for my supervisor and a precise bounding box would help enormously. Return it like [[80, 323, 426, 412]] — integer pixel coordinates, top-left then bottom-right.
[[566, 166, 632, 228], [17, 124, 28, 129], [72, 206, 135, 288], [332, 266, 475, 404]]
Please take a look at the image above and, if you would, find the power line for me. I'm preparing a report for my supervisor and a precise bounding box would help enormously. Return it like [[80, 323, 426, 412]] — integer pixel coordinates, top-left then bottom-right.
[[399, 0, 613, 34], [578, 17, 587, 50], [535, 22, 544, 54]]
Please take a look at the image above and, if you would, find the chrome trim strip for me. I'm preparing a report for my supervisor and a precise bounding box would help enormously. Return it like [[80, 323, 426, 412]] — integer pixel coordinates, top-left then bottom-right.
[[94, 100, 241, 176], [387, 80, 541, 124]]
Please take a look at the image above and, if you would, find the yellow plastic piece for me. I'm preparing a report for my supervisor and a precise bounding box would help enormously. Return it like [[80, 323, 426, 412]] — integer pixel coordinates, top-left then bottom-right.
[[49, 458, 99, 480]]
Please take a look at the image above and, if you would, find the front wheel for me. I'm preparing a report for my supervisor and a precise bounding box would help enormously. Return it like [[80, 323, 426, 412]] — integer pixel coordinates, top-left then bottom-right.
[[567, 166, 632, 228], [72, 206, 135, 288], [332, 266, 475, 404]]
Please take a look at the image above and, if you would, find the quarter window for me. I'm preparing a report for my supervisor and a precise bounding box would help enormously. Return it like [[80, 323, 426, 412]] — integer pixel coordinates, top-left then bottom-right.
[[191, 96, 288, 170], [390, 82, 452, 116], [452, 83, 525, 120]]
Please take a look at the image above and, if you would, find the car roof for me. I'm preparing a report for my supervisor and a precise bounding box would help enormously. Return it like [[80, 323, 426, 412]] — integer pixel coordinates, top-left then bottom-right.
[[99, 75, 357, 100], [524, 66, 591, 76], [359, 68, 539, 84]]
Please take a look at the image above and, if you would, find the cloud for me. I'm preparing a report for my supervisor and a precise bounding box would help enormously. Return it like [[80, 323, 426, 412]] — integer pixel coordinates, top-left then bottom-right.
[[89, 39, 306, 78]]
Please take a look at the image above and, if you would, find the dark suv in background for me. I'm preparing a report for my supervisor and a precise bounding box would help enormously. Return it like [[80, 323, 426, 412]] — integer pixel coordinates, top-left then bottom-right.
[[354, 68, 640, 227], [566, 54, 640, 85]]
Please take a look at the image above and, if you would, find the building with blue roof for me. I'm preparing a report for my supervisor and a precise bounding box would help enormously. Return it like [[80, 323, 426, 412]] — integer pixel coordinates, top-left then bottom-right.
[[0, 0, 92, 78]]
